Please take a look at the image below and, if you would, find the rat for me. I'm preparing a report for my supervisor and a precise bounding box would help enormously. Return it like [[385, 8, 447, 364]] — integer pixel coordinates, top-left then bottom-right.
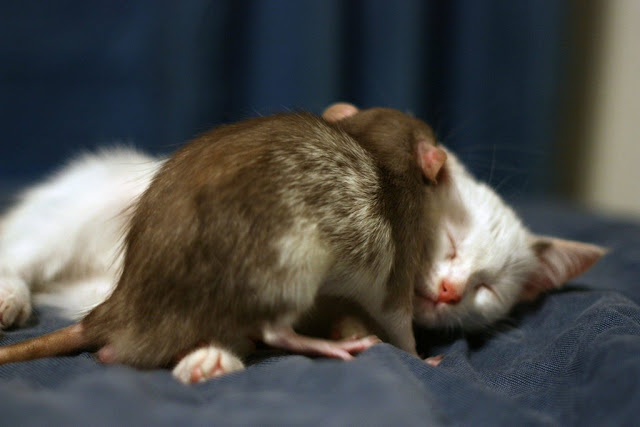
[[0, 107, 448, 382]]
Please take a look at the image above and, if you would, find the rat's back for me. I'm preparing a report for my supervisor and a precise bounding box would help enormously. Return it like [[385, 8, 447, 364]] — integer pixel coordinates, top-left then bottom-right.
[[82, 113, 394, 368]]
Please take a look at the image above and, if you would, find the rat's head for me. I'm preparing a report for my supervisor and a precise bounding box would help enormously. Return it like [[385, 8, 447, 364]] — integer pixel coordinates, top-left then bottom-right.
[[324, 103, 446, 184], [413, 149, 606, 330]]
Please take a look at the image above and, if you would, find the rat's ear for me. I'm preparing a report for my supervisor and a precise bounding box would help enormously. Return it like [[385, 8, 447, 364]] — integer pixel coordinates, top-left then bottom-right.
[[322, 103, 359, 123], [417, 141, 447, 183], [520, 236, 607, 301]]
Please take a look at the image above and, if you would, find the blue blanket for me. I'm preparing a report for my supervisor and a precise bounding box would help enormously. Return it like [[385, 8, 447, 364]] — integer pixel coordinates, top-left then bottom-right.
[[1, 199, 638, 426]]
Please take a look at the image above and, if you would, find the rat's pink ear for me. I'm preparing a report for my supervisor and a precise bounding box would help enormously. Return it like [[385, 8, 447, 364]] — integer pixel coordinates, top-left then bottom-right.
[[322, 103, 359, 123], [417, 141, 447, 183], [520, 236, 607, 301]]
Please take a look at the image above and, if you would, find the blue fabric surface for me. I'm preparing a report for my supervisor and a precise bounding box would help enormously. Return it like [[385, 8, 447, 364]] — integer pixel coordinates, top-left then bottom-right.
[[0, 199, 638, 426]]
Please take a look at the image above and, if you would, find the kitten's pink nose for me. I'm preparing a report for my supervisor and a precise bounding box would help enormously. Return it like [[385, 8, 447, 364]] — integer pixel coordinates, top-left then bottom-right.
[[437, 280, 461, 304]]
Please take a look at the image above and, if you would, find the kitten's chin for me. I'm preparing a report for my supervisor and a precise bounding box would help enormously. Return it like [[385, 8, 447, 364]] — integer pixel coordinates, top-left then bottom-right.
[[412, 295, 439, 327], [413, 293, 438, 317], [413, 289, 504, 330], [413, 299, 505, 331], [413, 295, 461, 329], [414, 312, 460, 330]]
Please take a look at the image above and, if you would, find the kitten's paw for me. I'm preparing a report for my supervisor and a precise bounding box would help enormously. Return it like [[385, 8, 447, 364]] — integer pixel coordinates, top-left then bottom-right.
[[172, 345, 244, 384], [0, 275, 32, 328]]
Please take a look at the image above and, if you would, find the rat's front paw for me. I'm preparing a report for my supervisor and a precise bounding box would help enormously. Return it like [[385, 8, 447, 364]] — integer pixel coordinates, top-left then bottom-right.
[[0, 275, 32, 329], [172, 345, 244, 384]]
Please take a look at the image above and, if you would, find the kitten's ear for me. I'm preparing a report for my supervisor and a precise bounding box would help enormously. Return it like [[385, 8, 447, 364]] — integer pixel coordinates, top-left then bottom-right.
[[322, 103, 359, 123], [520, 236, 607, 301]]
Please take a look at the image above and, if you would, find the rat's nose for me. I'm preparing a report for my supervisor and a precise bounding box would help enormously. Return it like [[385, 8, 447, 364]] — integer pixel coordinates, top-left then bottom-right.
[[437, 279, 462, 304]]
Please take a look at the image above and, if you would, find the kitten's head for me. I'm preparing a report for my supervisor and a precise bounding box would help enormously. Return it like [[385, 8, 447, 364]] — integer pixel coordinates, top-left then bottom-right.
[[414, 149, 606, 330]]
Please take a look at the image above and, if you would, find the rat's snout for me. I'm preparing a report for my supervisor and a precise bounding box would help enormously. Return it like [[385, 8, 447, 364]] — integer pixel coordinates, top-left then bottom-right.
[[437, 279, 462, 304]]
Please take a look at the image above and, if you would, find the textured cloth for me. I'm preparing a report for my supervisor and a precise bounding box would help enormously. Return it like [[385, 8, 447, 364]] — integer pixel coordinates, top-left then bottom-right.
[[0, 199, 638, 426]]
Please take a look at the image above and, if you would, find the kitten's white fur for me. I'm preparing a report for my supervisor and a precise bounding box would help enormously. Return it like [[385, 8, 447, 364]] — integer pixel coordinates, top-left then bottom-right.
[[0, 146, 603, 334], [0, 148, 162, 325], [413, 148, 605, 330]]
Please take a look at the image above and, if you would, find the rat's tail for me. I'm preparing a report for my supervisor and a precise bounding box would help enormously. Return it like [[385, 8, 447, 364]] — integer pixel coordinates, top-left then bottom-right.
[[0, 323, 91, 365]]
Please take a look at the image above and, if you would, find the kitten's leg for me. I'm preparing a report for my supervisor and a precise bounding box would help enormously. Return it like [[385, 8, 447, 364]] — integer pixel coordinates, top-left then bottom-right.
[[261, 326, 380, 360], [0, 274, 32, 328], [172, 345, 245, 384], [0, 149, 157, 330], [33, 275, 116, 320]]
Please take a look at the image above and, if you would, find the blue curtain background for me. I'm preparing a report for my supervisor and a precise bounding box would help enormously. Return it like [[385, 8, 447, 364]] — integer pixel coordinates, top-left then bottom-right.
[[0, 0, 566, 196]]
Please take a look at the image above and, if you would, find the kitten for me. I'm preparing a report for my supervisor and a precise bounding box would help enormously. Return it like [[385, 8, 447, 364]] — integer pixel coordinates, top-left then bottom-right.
[[412, 148, 604, 331], [0, 147, 162, 327], [0, 147, 603, 334]]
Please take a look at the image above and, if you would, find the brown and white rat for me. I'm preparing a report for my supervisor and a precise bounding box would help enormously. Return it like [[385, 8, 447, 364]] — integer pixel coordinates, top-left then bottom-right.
[[0, 107, 448, 380]]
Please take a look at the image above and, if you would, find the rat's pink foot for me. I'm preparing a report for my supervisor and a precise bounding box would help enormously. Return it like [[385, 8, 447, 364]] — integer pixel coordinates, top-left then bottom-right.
[[262, 326, 381, 360], [425, 354, 444, 367], [172, 345, 244, 384]]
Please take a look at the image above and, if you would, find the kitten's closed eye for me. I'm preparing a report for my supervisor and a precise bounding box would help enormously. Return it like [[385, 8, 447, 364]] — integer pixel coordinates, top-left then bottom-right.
[[473, 283, 497, 306], [446, 231, 457, 260]]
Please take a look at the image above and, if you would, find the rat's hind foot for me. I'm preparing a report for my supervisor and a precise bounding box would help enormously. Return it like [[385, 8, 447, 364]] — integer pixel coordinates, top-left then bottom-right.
[[172, 345, 244, 384], [262, 326, 381, 360], [0, 275, 31, 329]]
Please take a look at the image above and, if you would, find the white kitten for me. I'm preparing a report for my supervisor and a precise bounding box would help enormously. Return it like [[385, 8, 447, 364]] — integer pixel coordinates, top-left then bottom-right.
[[0, 146, 603, 334], [413, 148, 605, 331], [0, 147, 162, 326]]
